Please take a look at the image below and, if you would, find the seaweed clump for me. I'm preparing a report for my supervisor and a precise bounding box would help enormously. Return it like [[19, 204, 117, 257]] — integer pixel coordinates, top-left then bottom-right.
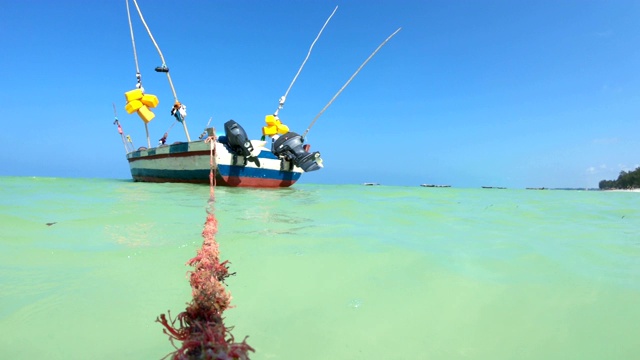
[[157, 171, 253, 359]]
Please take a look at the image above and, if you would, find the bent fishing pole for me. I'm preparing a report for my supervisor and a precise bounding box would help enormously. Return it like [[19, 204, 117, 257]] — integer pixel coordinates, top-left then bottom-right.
[[274, 6, 338, 117], [302, 27, 402, 140]]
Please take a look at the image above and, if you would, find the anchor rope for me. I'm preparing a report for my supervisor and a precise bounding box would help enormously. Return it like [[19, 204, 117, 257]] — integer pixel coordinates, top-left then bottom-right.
[[156, 134, 254, 359], [205, 136, 217, 192]]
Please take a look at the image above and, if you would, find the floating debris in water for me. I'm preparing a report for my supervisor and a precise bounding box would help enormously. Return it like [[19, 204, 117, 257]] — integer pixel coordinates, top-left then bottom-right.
[[347, 299, 363, 309]]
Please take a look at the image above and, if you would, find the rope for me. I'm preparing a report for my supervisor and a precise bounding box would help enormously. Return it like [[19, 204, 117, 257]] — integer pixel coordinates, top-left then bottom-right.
[[274, 6, 338, 116], [164, 120, 178, 136], [205, 136, 217, 193], [125, 0, 141, 87], [156, 136, 254, 358], [131, 0, 179, 103], [302, 27, 402, 139]]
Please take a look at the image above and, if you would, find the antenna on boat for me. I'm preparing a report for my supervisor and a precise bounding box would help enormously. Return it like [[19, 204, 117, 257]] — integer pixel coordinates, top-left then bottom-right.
[[130, 0, 192, 142], [302, 27, 402, 139], [273, 6, 338, 117]]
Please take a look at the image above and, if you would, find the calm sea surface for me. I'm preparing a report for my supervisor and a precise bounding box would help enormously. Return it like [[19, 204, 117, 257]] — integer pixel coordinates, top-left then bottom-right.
[[0, 176, 638, 359]]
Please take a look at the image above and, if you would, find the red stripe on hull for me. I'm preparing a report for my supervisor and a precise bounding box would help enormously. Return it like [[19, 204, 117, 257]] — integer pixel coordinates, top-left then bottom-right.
[[216, 175, 296, 188], [132, 174, 297, 188], [132, 176, 209, 184]]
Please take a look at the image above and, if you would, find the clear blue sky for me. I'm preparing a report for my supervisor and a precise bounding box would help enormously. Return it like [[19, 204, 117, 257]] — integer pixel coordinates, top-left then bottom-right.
[[1, 0, 639, 188]]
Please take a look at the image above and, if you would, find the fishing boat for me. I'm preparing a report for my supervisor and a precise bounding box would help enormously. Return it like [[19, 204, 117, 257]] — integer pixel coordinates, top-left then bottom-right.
[[127, 120, 322, 187], [116, 1, 326, 188], [115, 1, 399, 188]]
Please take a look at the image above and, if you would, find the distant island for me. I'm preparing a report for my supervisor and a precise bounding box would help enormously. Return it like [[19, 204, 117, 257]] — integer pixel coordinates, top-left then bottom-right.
[[599, 167, 640, 190]]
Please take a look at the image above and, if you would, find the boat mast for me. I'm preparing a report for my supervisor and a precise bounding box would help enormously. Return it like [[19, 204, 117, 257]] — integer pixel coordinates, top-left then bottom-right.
[[125, 0, 151, 148], [130, 0, 191, 142]]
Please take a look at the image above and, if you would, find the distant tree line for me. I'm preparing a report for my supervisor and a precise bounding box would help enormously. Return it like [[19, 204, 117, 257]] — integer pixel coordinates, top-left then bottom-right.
[[599, 167, 640, 189]]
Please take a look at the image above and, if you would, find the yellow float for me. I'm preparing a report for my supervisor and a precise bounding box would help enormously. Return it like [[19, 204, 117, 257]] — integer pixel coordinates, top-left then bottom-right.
[[261, 114, 289, 136], [124, 89, 159, 123]]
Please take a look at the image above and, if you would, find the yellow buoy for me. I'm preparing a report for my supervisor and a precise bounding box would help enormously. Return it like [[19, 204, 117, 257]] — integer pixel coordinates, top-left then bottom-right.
[[141, 94, 159, 108], [125, 89, 144, 102], [125, 100, 143, 114], [262, 114, 290, 135], [276, 123, 289, 134], [137, 105, 155, 123]]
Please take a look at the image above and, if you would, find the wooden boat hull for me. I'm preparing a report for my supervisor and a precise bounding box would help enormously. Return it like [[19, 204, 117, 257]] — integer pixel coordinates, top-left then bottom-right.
[[127, 140, 303, 188]]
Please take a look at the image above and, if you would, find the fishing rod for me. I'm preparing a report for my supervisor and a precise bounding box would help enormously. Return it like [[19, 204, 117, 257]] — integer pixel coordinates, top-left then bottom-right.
[[274, 6, 338, 117], [113, 103, 133, 153], [302, 27, 402, 140]]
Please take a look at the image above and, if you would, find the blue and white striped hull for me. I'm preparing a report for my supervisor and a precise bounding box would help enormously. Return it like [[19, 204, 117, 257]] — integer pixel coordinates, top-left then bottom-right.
[[126, 140, 303, 188]]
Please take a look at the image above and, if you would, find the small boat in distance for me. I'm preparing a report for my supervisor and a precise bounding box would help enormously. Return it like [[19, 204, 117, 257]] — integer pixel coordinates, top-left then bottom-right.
[[420, 184, 451, 188], [363, 182, 381, 186], [482, 186, 507, 189]]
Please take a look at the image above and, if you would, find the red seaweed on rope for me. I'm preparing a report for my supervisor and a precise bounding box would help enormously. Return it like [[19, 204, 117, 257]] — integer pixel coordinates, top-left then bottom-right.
[[157, 138, 254, 359]]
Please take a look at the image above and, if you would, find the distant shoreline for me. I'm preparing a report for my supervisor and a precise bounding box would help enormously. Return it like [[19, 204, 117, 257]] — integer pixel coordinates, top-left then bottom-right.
[[605, 189, 640, 192]]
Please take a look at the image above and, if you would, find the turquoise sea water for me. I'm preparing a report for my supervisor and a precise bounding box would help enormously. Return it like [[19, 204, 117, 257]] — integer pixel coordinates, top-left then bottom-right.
[[0, 176, 639, 359]]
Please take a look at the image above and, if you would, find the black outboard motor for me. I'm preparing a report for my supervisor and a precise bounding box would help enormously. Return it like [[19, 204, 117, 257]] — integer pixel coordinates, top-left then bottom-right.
[[272, 132, 323, 172], [224, 120, 254, 157]]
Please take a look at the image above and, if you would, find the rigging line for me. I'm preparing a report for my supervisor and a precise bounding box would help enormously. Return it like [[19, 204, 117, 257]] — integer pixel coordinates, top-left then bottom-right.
[[275, 6, 338, 116], [302, 27, 402, 139], [125, 0, 141, 77], [165, 119, 178, 134], [131, 0, 179, 102]]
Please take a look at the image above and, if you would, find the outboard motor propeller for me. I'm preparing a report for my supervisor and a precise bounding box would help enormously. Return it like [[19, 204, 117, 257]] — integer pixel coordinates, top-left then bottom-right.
[[224, 120, 260, 166], [272, 132, 323, 172]]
